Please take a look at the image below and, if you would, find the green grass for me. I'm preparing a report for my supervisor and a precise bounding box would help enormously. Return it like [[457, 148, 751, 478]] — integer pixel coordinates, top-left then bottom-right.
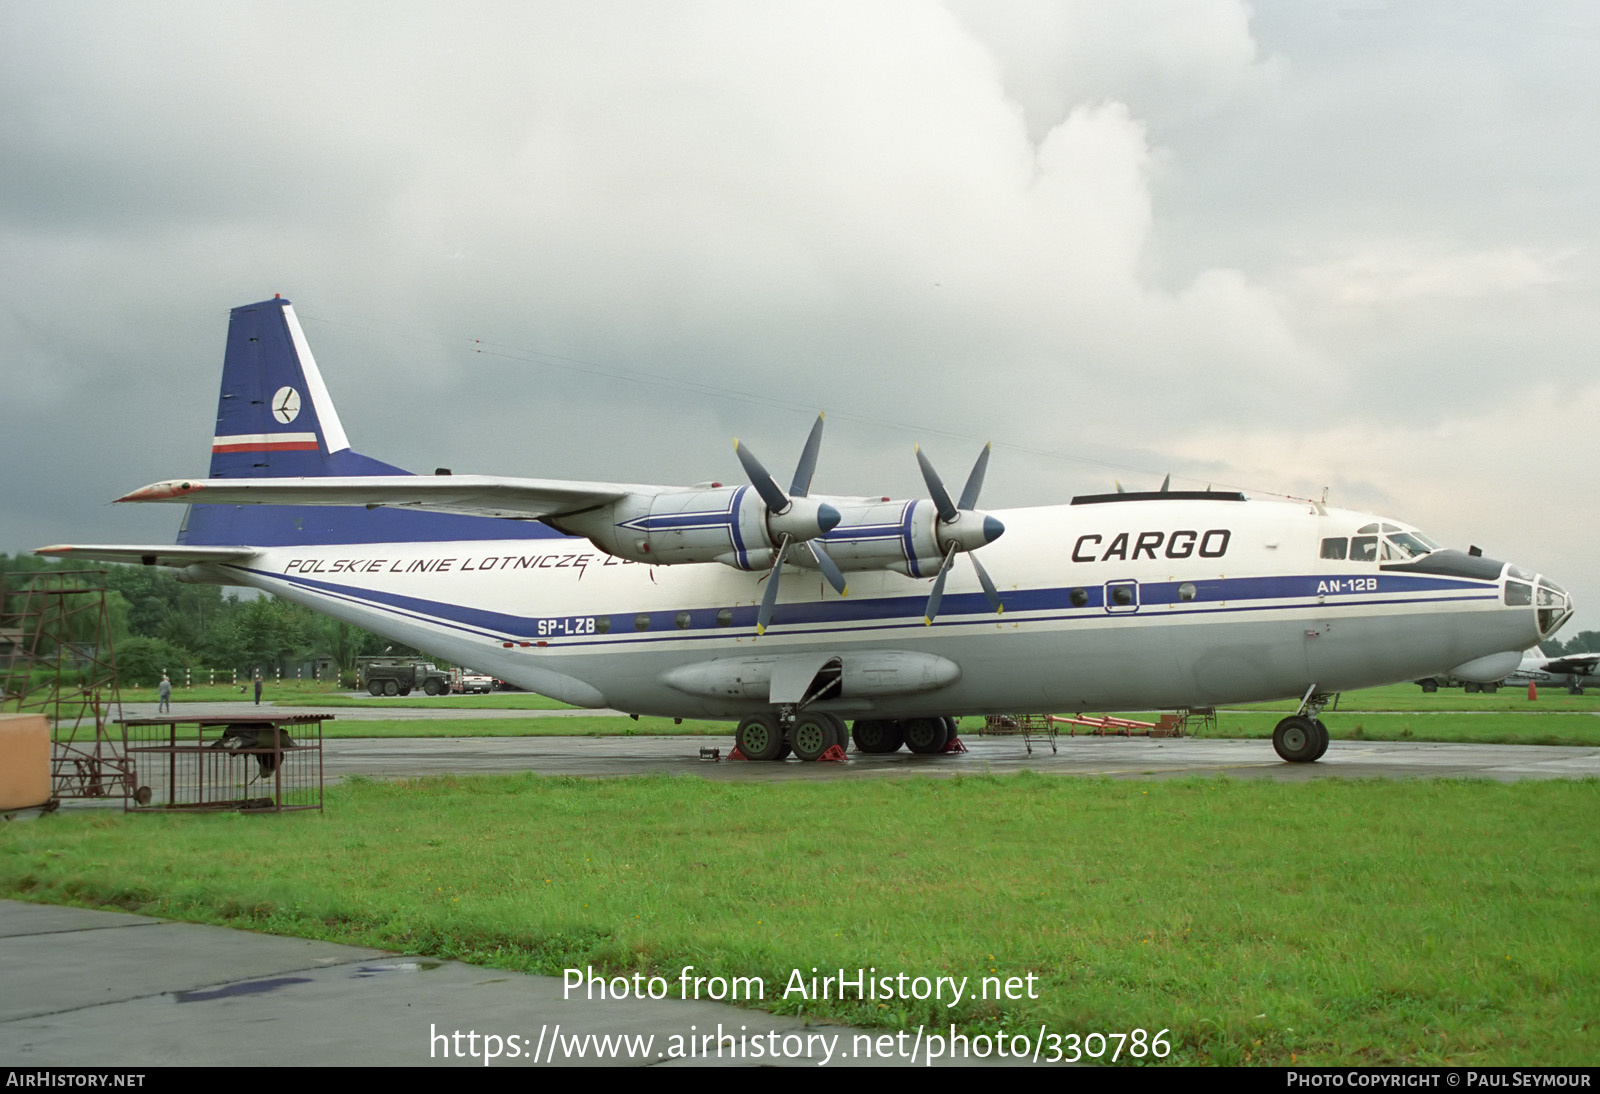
[[1142, 711, 1600, 748], [314, 717, 728, 739], [273, 692, 575, 710], [119, 680, 342, 703], [4, 774, 1596, 1065], [1231, 682, 1600, 713]]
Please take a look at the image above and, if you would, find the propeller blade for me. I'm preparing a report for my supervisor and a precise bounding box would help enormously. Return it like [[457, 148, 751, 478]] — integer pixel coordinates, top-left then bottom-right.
[[735, 440, 790, 514], [756, 534, 790, 635], [789, 413, 825, 497], [923, 544, 959, 625], [916, 446, 958, 522], [958, 443, 991, 511], [969, 552, 1003, 613], [807, 541, 849, 597]]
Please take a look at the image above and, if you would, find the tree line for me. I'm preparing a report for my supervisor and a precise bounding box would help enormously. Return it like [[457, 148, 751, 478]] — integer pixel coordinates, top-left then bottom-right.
[[1, 553, 415, 687]]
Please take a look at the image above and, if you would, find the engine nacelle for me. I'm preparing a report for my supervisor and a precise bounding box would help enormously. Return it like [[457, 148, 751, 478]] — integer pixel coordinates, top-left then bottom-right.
[[554, 486, 838, 568], [784, 499, 1004, 578]]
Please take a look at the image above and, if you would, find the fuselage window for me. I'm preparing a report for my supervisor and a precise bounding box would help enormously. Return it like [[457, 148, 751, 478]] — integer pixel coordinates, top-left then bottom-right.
[[595, 616, 611, 634], [1505, 581, 1532, 606], [716, 608, 733, 627], [634, 614, 651, 631], [1350, 536, 1378, 562], [1178, 582, 1197, 602], [1069, 588, 1089, 607], [674, 611, 691, 629], [1320, 537, 1348, 560], [1110, 585, 1134, 606]]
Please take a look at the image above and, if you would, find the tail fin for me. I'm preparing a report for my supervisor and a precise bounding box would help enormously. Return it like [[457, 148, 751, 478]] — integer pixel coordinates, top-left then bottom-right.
[[206, 296, 403, 481], [179, 296, 555, 547]]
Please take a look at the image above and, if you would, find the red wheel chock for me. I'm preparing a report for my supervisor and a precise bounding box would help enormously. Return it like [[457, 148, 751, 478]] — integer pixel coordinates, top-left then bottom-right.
[[729, 745, 749, 761], [818, 744, 849, 762], [942, 735, 969, 753]]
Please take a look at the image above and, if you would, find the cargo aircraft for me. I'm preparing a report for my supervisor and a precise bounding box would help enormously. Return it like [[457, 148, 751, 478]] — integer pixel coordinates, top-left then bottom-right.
[[39, 297, 1573, 763]]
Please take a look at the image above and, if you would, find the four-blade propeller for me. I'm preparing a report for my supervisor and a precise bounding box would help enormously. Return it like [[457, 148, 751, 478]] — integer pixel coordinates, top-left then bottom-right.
[[737, 415, 849, 635], [915, 444, 1006, 626]]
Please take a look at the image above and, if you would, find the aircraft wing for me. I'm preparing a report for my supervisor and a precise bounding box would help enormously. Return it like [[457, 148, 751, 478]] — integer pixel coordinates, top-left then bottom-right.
[[1542, 653, 1600, 676], [33, 544, 260, 567], [116, 475, 664, 521]]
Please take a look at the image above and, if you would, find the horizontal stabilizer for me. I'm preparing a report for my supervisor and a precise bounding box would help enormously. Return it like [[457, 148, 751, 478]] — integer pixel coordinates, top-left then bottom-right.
[[34, 544, 259, 567], [119, 475, 665, 521]]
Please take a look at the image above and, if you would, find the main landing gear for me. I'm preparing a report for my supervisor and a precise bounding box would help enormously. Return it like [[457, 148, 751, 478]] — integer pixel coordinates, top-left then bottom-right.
[[734, 711, 961, 761], [1273, 687, 1332, 764]]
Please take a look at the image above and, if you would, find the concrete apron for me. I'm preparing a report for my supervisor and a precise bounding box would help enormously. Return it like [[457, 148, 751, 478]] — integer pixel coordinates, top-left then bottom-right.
[[0, 901, 1011, 1068]]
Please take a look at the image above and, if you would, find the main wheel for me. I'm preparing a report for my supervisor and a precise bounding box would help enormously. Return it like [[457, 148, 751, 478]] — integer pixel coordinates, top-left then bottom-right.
[[852, 718, 903, 754], [736, 714, 785, 761], [1272, 715, 1320, 763], [1420, 679, 1438, 693], [821, 713, 847, 754], [791, 714, 836, 761], [903, 716, 950, 754], [1309, 718, 1331, 762]]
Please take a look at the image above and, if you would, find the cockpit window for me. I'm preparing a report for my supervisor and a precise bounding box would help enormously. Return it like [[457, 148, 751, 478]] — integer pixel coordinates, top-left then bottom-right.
[[1385, 532, 1433, 559], [1327, 526, 1438, 563]]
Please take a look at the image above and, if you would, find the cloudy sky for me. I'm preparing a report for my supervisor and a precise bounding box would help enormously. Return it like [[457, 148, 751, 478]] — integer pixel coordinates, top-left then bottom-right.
[[3, 1, 1597, 629]]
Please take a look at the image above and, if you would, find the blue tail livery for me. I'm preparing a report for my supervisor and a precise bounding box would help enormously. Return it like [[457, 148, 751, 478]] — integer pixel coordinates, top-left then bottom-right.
[[178, 296, 560, 548]]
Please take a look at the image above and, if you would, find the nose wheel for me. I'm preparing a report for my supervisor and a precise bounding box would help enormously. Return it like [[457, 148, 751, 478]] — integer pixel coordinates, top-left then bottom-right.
[[1273, 714, 1330, 763]]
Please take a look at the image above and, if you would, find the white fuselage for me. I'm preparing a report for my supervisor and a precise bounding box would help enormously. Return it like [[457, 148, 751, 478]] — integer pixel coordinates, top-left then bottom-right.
[[198, 495, 1554, 719]]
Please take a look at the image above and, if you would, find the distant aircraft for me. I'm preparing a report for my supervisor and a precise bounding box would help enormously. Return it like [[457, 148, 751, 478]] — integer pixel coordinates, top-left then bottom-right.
[[39, 297, 1574, 763], [1507, 648, 1600, 694]]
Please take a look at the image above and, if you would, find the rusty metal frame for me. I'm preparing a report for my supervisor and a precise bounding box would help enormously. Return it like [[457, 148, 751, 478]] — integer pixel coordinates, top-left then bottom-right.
[[1, 570, 131, 803], [119, 714, 327, 813]]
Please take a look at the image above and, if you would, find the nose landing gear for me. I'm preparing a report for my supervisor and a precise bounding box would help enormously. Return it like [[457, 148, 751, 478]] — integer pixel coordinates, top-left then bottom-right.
[[1273, 687, 1333, 763]]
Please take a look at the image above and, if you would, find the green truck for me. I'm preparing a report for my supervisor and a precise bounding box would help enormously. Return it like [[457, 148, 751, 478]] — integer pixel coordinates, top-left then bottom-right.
[[362, 659, 452, 697]]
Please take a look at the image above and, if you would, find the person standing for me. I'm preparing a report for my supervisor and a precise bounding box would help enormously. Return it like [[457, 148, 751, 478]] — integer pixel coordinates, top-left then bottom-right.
[[254, 673, 263, 705], [158, 674, 172, 713]]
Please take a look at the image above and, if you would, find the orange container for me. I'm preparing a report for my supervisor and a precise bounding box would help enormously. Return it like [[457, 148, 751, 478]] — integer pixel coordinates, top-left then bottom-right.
[[0, 714, 52, 811]]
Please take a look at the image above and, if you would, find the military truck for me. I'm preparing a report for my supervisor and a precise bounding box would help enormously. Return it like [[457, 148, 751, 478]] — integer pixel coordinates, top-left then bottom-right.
[[362, 660, 452, 697], [1414, 674, 1502, 694]]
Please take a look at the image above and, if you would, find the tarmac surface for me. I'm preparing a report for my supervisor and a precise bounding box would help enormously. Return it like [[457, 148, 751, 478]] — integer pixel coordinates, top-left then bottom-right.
[[311, 733, 1600, 782], [0, 901, 915, 1068], [108, 699, 1600, 783]]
